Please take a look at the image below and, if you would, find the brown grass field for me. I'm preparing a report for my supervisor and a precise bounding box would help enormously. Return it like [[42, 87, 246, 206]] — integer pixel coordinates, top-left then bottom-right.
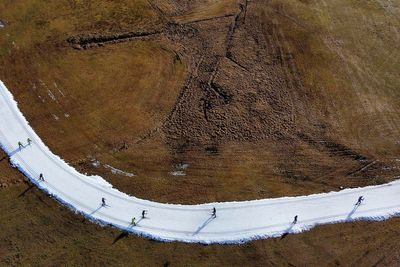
[[1, 0, 400, 265]]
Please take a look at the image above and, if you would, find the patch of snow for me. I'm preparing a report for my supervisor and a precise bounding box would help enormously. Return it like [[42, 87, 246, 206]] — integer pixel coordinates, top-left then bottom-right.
[[176, 163, 189, 170], [37, 95, 45, 103], [91, 160, 100, 168], [382, 166, 398, 171], [91, 159, 134, 176], [0, 20, 4, 28], [64, 113, 70, 118], [170, 170, 186, 176], [170, 163, 189, 176], [104, 164, 135, 177], [58, 89, 65, 97], [52, 114, 59, 121], [12, 41, 18, 49], [54, 82, 65, 97], [47, 89, 56, 101]]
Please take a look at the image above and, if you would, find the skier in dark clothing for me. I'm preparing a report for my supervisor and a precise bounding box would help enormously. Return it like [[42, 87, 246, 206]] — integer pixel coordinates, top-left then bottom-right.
[[101, 197, 106, 207], [39, 173, 44, 181], [27, 138, 32, 145], [18, 141, 23, 149], [356, 196, 364, 205], [212, 207, 216, 218], [142, 210, 147, 218], [293, 215, 298, 224]]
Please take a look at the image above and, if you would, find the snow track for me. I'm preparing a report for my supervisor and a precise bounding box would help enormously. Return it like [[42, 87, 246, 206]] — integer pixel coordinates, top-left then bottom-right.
[[0, 80, 399, 244]]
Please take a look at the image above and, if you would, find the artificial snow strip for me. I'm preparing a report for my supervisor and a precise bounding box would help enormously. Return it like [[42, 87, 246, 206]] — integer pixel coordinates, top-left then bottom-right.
[[0, 80, 399, 244]]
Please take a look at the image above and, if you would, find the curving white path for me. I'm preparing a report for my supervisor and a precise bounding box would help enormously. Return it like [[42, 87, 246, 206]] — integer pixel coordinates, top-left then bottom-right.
[[0, 80, 399, 244]]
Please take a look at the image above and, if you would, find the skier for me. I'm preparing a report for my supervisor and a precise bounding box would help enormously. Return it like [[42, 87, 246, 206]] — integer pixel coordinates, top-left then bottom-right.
[[101, 197, 106, 207], [212, 207, 216, 218], [39, 173, 44, 181], [142, 210, 147, 218], [356, 196, 364, 205], [27, 138, 32, 145], [18, 141, 23, 149], [131, 217, 136, 226], [293, 215, 298, 224]]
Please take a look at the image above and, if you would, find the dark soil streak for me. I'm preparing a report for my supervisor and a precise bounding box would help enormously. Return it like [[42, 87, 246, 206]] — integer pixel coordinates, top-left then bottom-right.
[[297, 133, 368, 162], [226, 56, 249, 71], [67, 30, 162, 49], [225, 2, 246, 59], [347, 160, 378, 176]]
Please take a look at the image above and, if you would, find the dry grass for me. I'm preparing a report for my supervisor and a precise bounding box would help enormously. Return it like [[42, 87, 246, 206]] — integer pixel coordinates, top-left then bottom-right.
[[0, 0, 400, 264], [274, 0, 400, 157]]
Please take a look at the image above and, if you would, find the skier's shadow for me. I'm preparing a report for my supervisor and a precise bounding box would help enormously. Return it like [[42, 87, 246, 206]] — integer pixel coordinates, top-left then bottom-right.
[[8, 147, 24, 157], [280, 222, 296, 240], [17, 184, 35, 198], [81, 204, 110, 223], [192, 216, 215, 236], [346, 203, 361, 220], [3, 144, 32, 161], [136, 217, 144, 225], [89, 204, 105, 216], [112, 218, 144, 244], [113, 231, 129, 244], [128, 217, 144, 228]]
